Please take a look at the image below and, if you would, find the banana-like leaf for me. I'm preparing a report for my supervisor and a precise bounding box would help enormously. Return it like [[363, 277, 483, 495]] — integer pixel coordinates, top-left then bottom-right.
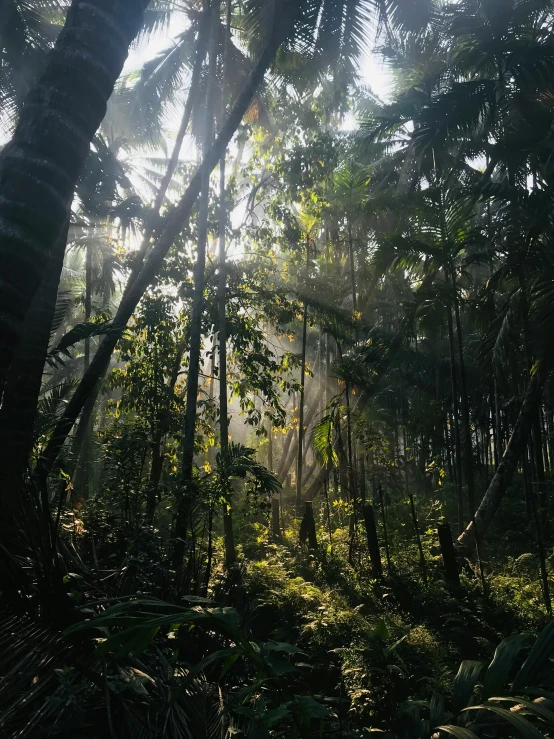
[[463, 705, 545, 739], [435, 725, 480, 739], [513, 622, 554, 692], [487, 696, 554, 726], [483, 633, 534, 699], [430, 691, 445, 726], [451, 660, 485, 713]]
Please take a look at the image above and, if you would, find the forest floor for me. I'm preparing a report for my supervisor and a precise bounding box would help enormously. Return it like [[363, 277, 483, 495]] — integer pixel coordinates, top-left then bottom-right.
[[213, 521, 551, 733]]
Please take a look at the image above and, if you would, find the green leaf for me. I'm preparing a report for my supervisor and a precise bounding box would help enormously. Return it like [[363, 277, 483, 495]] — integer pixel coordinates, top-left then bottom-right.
[[451, 661, 485, 713], [513, 622, 554, 692], [430, 691, 445, 726], [483, 633, 533, 699], [435, 725, 481, 739], [463, 705, 546, 739], [487, 697, 554, 726]]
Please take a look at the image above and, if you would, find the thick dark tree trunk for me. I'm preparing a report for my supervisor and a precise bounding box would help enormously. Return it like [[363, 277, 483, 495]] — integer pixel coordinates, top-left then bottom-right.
[[40, 3, 294, 479], [458, 364, 549, 553], [0, 0, 149, 393], [0, 222, 69, 546]]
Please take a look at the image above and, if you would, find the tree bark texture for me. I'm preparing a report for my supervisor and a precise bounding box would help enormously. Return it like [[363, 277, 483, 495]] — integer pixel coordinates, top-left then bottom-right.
[[0, 0, 149, 391]]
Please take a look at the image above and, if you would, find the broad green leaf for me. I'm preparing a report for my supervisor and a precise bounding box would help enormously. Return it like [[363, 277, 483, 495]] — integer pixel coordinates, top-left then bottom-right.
[[463, 705, 545, 739], [488, 696, 554, 726], [435, 725, 480, 739], [483, 633, 533, 699], [513, 622, 554, 692], [451, 661, 485, 713]]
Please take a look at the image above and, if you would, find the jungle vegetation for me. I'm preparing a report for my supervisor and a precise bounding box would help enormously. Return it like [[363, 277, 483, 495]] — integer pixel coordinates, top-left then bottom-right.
[[2, 0, 554, 737]]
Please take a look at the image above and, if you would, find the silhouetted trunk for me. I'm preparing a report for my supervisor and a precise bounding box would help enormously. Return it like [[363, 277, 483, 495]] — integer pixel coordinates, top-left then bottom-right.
[[438, 521, 460, 588], [452, 270, 475, 516], [458, 363, 550, 553], [0, 221, 69, 546], [219, 0, 236, 570], [363, 503, 382, 578], [295, 302, 308, 513], [296, 234, 310, 513], [271, 497, 281, 537], [40, 2, 294, 479], [0, 0, 148, 393], [299, 501, 317, 550], [378, 483, 392, 571], [447, 303, 464, 531], [173, 1, 220, 571], [73, 240, 93, 501]]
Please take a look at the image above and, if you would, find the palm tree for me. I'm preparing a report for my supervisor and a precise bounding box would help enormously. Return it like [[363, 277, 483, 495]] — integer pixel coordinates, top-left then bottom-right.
[[0, 0, 149, 397]]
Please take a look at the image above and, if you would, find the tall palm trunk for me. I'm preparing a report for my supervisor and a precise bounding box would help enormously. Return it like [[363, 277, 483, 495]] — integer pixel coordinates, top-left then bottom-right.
[[295, 303, 309, 512], [173, 0, 221, 570], [180, 0, 220, 484], [0, 222, 69, 547], [296, 233, 311, 512], [40, 3, 293, 480], [218, 0, 236, 569], [0, 0, 149, 394], [73, 240, 94, 500], [447, 302, 464, 531], [452, 271, 475, 516], [458, 361, 550, 553]]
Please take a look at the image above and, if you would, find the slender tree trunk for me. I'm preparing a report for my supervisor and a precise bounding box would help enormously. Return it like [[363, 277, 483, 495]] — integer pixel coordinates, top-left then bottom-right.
[[447, 303, 464, 531], [453, 276, 475, 516], [458, 363, 550, 552], [173, 0, 220, 571], [73, 240, 94, 500], [40, 2, 294, 478], [296, 236, 310, 513], [0, 0, 149, 393], [218, 0, 236, 570]]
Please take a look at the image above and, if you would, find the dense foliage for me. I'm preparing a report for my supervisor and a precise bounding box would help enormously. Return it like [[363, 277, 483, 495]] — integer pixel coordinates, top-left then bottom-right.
[[3, 0, 554, 737]]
